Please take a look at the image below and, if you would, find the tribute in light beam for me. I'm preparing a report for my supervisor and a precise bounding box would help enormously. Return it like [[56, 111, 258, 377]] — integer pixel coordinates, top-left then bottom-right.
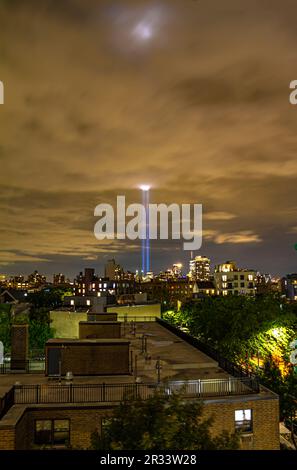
[[140, 185, 151, 275]]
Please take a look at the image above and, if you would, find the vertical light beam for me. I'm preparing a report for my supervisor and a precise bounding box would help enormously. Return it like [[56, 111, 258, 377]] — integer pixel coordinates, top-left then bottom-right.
[[146, 188, 150, 273], [140, 185, 150, 275], [141, 189, 146, 275]]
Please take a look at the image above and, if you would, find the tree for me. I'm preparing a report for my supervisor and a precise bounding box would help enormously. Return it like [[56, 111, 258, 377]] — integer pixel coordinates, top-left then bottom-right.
[[28, 319, 54, 352], [91, 391, 239, 450], [0, 304, 12, 350], [27, 287, 68, 309], [168, 295, 296, 363]]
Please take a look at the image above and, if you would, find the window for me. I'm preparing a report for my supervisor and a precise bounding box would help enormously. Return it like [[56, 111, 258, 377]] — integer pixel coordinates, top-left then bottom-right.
[[240, 282, 245, 288], [248, 274, 253, 281], [235, 409, 252, 433], [222, 275, 227, 282], [35, 420, 52, 445], [35, 419, 70, 446], [53, 420, 70, 445]]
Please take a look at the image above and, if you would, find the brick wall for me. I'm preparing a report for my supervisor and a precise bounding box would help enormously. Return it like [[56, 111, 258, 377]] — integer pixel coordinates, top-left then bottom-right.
[[3, 395, 280, 450], [46, 341, 131, 375], [61, 343, 130, 375], [11, 325, 28, 369], [15, 406, 114, 450], [0, 428, 15, 449], [203, 397, 280, 450], [79, 322, 121, 339], [87, 313, 118, 322]]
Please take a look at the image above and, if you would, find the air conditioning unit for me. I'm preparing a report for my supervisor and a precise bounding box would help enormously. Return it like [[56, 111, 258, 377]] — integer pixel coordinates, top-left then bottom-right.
[[240, 434, 253, 449]]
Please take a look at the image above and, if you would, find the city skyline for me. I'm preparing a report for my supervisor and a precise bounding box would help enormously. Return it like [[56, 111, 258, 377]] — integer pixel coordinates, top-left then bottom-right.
[[0, 254, 285, 281], [1, 1, 297, 278]]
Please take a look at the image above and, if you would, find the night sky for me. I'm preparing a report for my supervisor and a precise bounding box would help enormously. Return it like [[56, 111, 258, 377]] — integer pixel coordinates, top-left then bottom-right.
[[0, 0, 297, 278]]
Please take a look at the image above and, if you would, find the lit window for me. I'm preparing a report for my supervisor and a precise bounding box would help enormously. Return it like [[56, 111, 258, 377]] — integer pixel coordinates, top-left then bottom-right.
[[248, 274, 253, 281], [235, 409, 252, 433], [86, 299, 91, 306], [70, 300, 74, 306], [222, 275, 227, 282]]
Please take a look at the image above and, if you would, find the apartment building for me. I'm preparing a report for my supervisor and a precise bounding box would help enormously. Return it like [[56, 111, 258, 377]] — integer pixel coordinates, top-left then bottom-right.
[[0, 315, 279, 450], [214, 261, 256, 296]]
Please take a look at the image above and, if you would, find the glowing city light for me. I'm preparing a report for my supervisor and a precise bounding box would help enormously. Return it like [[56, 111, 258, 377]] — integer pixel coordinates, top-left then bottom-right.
[[140, 185, 151, 191]]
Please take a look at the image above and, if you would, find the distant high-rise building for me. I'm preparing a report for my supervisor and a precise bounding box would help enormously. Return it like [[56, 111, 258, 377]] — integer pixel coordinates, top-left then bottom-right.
[[189, 256, 210, 281], [281, 273, 297, 301], [27, 270, 46, 286], [172, 263, 183, 278], [256, 273, 281, 295], [105, 259, 126, 281], [53, 273, 66, 285], [159, 263, 183, 281], [105, 259, 117, 280]]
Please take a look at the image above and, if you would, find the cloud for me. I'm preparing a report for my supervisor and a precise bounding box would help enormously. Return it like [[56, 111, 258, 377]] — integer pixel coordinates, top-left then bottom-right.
[[204, 212, 237, 221], [0, 0, 296, 276], [214, 231, 262, 245]]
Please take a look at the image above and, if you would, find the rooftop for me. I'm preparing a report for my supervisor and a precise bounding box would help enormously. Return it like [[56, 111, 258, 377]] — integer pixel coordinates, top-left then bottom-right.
[[0, 321, 275, 397]]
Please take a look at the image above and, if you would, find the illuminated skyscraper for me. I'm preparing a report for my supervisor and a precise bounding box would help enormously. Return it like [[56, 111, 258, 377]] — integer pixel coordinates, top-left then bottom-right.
[[189, 255, 210, 281]]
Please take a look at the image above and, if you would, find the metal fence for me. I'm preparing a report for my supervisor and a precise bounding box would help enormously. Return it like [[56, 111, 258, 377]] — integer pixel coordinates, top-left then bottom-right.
[[0, 360, 45, 374], [118, 315, 157, 322], [12, 377, 259, 406], [14, 382, 156, 405]]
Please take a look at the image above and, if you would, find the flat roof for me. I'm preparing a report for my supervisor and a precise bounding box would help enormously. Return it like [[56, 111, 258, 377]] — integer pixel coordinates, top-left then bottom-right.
[[125, 321, 226, 382], [0, 322, 274, 401]]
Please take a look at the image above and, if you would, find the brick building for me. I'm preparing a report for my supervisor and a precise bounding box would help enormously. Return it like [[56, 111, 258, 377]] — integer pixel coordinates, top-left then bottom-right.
[[0, 319, 280, 450]]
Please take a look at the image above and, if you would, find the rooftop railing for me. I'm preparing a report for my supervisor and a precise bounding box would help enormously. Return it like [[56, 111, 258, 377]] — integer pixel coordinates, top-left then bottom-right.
[[10, 377, 259, 407]]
